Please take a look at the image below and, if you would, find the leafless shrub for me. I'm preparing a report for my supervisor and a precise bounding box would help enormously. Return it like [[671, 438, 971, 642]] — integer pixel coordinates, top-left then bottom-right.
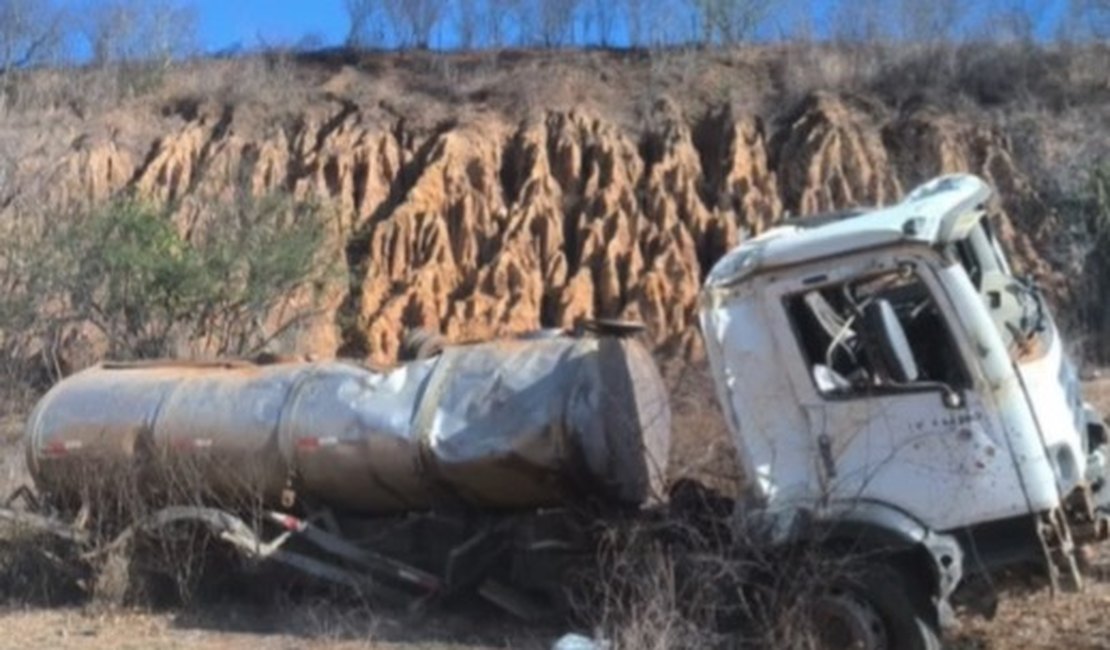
[[533, 0, 581, 47], [692, 0, 775, 45], [155, 52, 307, 110], [0, 0, 67, 112], [385, 0, 448, 49], [82, 0, 197, 67], [0, 1, 66, 73], [452, 0, 482, 50], [0, 171, 49, 410], [1079, 0, 1110, 38], [0, 524, 89, 606], [763, 41, 1109, 116], [663, 358, 743, 497], [589, 0, 617, 47], [575, 499, 907, 650], [75, 0, 199, 101], [893, 0, 961, 44], [587, 522, 721, 649], [623, 0, 647, 47], [829, 0, 891, 44], [31, 447, 278, 609], [345, 0, 383, 48], [0, 235, 36, 382], [1054, 161, 1110, 361]]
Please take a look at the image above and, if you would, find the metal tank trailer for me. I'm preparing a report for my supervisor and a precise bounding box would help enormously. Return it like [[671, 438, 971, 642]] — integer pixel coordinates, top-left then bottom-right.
[[27, 332, 670, 513], [12, 328, 672, 613]]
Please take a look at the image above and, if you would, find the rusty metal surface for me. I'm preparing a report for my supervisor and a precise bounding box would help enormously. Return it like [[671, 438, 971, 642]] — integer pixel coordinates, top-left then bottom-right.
[[26, 335, 671, 513]]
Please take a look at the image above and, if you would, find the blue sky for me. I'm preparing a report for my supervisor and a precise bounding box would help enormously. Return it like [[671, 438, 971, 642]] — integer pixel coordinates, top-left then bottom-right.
[[193, 1, 349, 52], [166, 0, 1072, 53]]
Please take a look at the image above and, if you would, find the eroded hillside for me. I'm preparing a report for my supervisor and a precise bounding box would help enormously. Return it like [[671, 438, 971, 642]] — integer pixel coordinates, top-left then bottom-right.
[[1, 48, 1104, 367]]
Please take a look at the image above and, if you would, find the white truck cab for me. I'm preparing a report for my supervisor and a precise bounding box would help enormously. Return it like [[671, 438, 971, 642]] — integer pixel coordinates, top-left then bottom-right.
[[701, 174, 1109, 648]]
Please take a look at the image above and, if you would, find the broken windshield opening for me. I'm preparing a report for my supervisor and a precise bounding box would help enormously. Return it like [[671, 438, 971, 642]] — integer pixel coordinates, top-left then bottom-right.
[[786, 265, 970, 398]]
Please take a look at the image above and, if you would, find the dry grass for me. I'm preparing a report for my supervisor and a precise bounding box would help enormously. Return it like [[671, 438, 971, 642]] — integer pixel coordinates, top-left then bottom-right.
[[0, 606, 529, 650], [662, 358, 743, 499], [3, 43, 1107, 148], [0, 393, 33, 497], [948, 528, 1110, 649], [952, 576, 1110, 650], [930, 373, 1110, 649]]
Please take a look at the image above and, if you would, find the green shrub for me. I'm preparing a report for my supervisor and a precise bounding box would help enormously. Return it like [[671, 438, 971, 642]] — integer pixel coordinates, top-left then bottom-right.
[[25, 193, 335, 362]]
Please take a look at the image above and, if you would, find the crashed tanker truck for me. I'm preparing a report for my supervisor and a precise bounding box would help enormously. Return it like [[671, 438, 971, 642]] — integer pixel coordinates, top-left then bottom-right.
[[14, 174, 1110, 648]]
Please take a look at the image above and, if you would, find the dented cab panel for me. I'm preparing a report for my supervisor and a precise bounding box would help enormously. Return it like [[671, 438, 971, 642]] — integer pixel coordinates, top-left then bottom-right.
[[702, 246, 1061, 532]]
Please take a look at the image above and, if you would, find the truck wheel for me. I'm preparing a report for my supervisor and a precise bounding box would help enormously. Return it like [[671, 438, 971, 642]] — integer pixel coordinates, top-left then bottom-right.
[[808, 562, 941, 650]]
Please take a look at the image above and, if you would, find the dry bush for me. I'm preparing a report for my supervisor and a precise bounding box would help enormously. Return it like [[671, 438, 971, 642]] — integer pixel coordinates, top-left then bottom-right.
[[16, 449, 291, 611], [580, 359, 939, 649], [588, 525, 720, 650], [1, 62, 177, 116], [663, 357, 743, 499], [766, 42, 1110, 116], [0, 525, 89, 606], [575, 501, 907, 650], [1054, 161, 1110, 362], [161, 53, 310, 110]]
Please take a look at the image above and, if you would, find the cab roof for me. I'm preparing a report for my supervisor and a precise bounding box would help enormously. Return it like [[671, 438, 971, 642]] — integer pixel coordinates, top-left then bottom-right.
[[705, 174, 992, 288]]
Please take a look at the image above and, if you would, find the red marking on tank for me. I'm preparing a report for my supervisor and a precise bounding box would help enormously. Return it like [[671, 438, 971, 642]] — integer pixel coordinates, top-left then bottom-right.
[[296, 437, 320, 451], [169, 437, 213, 451], [43, 441, 67, 456], [43, 440, 82, 456]]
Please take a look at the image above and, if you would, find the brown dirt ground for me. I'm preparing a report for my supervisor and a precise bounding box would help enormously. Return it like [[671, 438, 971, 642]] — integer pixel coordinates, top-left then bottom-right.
[[2, 369, 1110, 648], [0, 606, 549, 650]]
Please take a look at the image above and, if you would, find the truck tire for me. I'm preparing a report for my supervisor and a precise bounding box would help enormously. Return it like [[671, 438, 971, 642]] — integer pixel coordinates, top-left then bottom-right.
[[809, 562, 941, 650]]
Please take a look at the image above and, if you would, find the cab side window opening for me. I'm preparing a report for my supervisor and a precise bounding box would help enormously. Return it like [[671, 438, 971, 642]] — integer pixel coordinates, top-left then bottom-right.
[[786, 266, 969, 397], [946, 218, 1047, 358], [952, 238, 983, 289], [946, 220, 1003, 292]]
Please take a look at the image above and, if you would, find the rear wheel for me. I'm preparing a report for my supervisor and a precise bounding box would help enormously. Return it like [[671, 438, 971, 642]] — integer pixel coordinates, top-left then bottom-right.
[[809, 562, 941, 650]]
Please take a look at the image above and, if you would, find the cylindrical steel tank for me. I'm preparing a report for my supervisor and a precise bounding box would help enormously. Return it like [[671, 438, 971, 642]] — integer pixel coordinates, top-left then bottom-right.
[[26, 335, 671, 514]]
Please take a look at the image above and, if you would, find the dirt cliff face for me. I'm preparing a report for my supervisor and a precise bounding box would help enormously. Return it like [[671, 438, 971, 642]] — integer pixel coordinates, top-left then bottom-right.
[[0, 62, 1060, 366]]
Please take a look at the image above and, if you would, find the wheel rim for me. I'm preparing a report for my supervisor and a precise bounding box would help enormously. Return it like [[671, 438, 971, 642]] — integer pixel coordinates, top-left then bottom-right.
[[810, 588, 889, 650]]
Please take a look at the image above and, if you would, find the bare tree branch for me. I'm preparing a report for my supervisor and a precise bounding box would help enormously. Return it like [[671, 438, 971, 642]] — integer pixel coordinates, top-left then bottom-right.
[[830, 0, 891, 43], [592, 0, 616, 46], [384, 0, 447, 49], [344, 0, 382, 47], [82, 0, 197, 67], [453, 0, 481, 49], [536, 0, 580, 47], [1070, 0, 1110, 38], [895, 0, 961, 43], [0, 0, 66, 76], [692, 0, 775, 45]]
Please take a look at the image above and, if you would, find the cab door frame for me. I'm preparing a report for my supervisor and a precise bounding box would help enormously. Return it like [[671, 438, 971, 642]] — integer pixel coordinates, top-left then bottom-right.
[[762, 247, 1037, 531]]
